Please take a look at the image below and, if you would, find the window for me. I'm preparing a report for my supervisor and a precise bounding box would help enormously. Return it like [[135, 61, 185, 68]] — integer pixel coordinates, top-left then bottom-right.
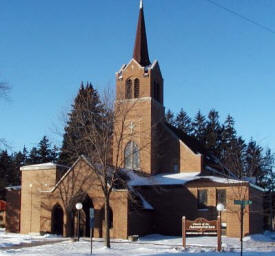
[[216, 189, 226, 208], [124, 141, 140, 169], [198, 189, 208, 209], [134, 78, 140, 98], [125, 79, 132, 99]]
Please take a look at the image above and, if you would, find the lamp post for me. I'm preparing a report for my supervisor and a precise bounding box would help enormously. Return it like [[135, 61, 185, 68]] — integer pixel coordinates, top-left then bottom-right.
[[216, 203, 225, 252], [75, 202, 83, 241]]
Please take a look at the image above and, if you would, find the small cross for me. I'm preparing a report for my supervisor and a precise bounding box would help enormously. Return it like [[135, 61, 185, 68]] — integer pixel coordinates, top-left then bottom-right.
[[129, 121, 135, 134]]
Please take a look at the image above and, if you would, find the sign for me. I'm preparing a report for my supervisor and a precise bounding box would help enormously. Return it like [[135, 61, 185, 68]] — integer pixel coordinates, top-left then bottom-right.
[[234, 200, 252, 206], [89, 208, 95, 228], [182, 217, 221, 252]]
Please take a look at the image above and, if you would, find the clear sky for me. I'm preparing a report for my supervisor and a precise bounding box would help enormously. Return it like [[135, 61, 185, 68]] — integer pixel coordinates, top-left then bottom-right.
[[0, 0, 274, 154]]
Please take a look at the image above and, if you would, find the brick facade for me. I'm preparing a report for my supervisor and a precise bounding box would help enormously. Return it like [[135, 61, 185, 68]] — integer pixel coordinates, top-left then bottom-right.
[[6, 189, 21, 233]]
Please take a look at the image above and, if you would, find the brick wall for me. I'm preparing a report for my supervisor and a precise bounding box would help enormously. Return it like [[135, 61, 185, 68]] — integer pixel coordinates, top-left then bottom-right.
[[40, 159, 129, 239], [20, 167, 59, 234], [6, 189, 21, 233]]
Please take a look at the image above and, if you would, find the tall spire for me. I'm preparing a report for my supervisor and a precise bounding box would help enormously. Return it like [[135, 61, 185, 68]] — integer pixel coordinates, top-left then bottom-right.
[[133, 0, 151, 66]]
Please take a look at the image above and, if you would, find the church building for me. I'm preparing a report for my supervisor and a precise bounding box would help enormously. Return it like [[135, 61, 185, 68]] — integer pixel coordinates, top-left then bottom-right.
[[18, 1, 264, 239]]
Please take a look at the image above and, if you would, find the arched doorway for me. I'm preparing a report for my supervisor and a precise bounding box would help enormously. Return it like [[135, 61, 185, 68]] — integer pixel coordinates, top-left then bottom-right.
[[82, 195, 94, 237], [51, 204, 64, 235], [70, 194, 94, 238]]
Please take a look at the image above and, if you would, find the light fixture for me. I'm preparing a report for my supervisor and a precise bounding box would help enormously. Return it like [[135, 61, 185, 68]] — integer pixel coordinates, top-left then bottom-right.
[[216, 203, 225, 212], [75, 202, 83, 210]]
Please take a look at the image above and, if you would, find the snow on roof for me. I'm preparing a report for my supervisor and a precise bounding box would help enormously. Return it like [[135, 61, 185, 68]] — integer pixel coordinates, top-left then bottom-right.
[[5, 186, 21, 191], [20, 162, 68, 171], [126, 171, 201, 186], [125, 170, 244, 187]]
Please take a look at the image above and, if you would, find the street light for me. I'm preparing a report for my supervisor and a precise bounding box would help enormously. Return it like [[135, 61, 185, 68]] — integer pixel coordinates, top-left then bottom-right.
[[216, 203, 225, 252], [217, 203, 225, 213], [75, 202, 83, 241]]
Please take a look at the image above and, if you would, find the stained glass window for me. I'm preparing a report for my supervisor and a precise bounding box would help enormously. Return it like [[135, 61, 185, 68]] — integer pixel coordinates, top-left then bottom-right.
[[124, 141, 140, 169]]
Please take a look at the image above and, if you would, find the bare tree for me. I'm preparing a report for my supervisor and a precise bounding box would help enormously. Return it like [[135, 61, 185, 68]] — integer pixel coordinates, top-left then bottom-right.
[[56, 85, 161, 247]]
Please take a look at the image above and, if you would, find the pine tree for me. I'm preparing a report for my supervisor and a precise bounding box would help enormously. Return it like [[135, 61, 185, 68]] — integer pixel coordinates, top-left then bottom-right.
[[165, 109, 175, 126], [59, 82, 103, 166], [204, 109, 223, 157], [27, 147, 40, 164], [192, 110, 206, 143], [37, 136, 53, 163], [12, 147, 28, 185], [245, 139, 263, 179], [0, 150, 16, 188], [175, 108, 193, 135]]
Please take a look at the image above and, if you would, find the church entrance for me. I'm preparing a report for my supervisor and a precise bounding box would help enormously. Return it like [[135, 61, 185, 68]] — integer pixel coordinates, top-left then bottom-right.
[[51, 204, 64, 235], [70, 194, 94, 238]]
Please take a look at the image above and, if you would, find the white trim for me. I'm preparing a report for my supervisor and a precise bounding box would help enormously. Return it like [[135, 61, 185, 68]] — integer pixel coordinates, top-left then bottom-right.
[[20, 162, 68, 171], [48, 155, 93, 193]]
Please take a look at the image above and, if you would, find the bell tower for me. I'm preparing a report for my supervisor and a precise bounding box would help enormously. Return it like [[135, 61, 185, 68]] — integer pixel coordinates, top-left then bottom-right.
[[113, 0, 164, 175]]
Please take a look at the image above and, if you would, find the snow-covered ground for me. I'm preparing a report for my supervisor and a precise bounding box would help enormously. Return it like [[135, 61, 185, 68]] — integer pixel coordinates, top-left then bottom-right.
[[0, 228, 274, 255]]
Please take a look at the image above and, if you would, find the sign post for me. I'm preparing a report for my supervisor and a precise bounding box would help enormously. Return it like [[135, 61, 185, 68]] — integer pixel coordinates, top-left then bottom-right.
[[234, 200, 252, 256], [182, 217, 221, 252], [89, 208, 95, 255]]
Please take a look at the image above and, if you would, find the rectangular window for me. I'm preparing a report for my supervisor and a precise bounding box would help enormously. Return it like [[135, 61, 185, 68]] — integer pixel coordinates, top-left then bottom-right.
[[198, 189, 208, 209], [217, 189, 226, 208]]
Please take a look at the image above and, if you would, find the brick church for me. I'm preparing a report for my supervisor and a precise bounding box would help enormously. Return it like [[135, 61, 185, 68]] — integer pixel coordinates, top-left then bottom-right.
[[17, 1, 264, 239]]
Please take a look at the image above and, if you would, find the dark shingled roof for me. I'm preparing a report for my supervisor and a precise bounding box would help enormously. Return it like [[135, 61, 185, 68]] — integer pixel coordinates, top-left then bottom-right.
[[133, 2, 151, 67]]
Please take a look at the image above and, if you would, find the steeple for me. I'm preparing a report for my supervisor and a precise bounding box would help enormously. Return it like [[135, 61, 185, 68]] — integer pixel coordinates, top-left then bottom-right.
[[133, 0, 151, 67]]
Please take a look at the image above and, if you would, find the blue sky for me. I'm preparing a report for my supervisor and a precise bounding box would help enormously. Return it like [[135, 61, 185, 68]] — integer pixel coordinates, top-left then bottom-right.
[[0, 0, 274, 154]]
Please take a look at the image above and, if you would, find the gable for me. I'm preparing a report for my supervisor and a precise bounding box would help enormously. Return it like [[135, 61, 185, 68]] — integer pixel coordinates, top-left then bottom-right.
[[50, 156, 101, 194]]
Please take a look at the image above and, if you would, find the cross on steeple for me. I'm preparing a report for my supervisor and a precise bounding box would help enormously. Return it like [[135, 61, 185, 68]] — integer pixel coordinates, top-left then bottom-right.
[[133, 0, 151, 66]]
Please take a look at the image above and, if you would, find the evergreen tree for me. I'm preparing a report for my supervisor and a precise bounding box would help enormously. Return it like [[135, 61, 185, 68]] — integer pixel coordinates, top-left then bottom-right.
[[204, 109, 223, 157], [245, 139, 263, 179], [25, 137, 58, 164], [12, 147, 28, 185], [165, 109, 175, 126], [259, 149, 274, 189], [59, 82, 103, 166], [220, 115, 237, 162], [0, 150, 16, 188], [38, 136, 53, 163], [192, 110, 206, 143], [175, 108, 193, 135], [27, 147, 40, 164]]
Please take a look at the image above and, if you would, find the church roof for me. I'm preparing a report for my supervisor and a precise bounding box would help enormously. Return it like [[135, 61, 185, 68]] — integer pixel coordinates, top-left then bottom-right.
[[133, 0, 151, 67]]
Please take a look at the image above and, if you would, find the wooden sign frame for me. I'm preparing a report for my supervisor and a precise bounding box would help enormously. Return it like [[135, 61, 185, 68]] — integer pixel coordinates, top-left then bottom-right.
[[182, 216, 221, 252]]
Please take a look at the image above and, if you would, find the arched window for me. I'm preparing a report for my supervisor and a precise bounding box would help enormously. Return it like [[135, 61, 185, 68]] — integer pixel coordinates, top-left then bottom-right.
[[154, 81, 160, 102], [125, 79, 132, 99], [134, 78, 140, 98], [124, 141, 140, 169]]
